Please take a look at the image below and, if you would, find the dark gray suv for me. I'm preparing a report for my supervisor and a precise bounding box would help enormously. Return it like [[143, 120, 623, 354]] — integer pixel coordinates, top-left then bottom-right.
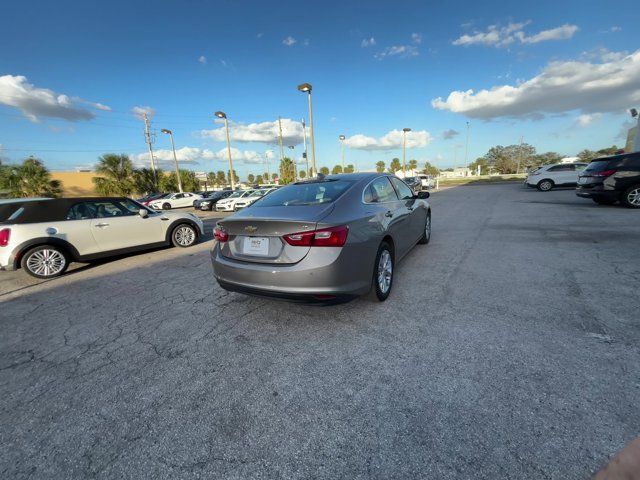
[[576, 151, 640, 208]]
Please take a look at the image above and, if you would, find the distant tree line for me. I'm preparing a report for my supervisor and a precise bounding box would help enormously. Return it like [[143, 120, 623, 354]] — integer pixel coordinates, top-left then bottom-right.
[[468, 144, 622, 175], [0, 157, 63, 198]]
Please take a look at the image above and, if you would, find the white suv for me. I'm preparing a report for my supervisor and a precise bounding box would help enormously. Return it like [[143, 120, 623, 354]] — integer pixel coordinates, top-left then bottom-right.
[[0, 197, 204, 278], [525, 163, 588, 191]]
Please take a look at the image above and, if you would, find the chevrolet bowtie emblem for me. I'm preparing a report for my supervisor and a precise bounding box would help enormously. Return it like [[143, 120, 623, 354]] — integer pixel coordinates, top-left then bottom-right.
[[245, 226, 258, 233]]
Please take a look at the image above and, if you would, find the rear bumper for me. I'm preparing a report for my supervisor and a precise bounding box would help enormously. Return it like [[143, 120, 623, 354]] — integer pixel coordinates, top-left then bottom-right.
[[211, 243, 372, 299], [576, 185, 619, 200]]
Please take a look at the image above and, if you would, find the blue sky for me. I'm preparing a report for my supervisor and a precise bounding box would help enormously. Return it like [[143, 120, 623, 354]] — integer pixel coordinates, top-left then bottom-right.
[[0, 0, 638, 177]]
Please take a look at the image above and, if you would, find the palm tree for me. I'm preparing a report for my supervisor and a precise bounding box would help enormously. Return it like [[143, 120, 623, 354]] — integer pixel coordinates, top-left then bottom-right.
[[93, 154, 136, 196], [247, 173, 255, 184], [0, 157, 63, 198], [134, 167, 162, 194], [375, 161, 385, 173], [408, 159, 418, 172]]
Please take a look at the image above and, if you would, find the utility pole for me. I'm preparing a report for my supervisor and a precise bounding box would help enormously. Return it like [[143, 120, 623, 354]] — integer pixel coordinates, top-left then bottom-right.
[[277, 117, 285, 163], [143, 113, 157, 188], [302, 119, 309, 177], [516, 136, 524, 174]]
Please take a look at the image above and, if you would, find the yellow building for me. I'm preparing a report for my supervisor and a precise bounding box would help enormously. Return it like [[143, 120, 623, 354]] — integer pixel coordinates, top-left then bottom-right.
[[50, 171, 101, 196]]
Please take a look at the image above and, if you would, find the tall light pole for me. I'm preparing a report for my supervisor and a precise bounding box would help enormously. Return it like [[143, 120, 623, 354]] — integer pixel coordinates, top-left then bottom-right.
[[631, 108, 640, 153], [464, 121, 471, 167], [288, 145, 296, 181], [302, 119, 309, 177], [215, 111, 235, 190], [160, 129, 183, 193], [402, 127, 411, 174], [142, 113, 158, 188], [339, 134, 346, 172], [297, 83, 316, 176]]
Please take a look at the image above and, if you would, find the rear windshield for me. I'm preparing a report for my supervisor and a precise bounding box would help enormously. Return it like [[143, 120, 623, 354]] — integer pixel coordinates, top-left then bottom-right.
[[255, 180, 354, 206], [584, 160, 611, 172]]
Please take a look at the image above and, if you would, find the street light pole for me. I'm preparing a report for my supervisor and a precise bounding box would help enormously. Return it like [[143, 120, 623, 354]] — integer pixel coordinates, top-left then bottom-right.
[[402, 127, 411, 174], [464, 121, 470, 167], [302, 119, 309, 177], [215, 111, 235, 190], [339, 135, 346, 172], [161, 129, 183, 193], [298, 83, 316, 176], [288, 145, 296, 181]]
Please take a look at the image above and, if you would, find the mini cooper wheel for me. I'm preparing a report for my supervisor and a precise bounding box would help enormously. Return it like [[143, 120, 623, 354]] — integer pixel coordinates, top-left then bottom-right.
[[537, 179, 554, 191], [621, 185, 640, 208], [21, 245, 69, 279], [372, 242, 394, 301], [171, 224, 197, 247], [418, 212, 431, 244], [162, 202, 171, 210]]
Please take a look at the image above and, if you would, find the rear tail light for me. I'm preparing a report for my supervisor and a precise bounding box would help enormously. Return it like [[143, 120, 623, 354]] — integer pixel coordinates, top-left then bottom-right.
[[283, 225, 349, 247], [214, 225, 228, 242], [0, 228, 10, 247], [591, 169, 617, 177]]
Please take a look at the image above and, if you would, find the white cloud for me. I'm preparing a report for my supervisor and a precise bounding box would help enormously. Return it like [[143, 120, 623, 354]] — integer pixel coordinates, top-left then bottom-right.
[[576, 113, 602, 127], [282, 36, 297, 46], [431, 49, 640, 119], [344, 129, 432, 151], [411, 33, 423, 44], [452, 22, 528, 47], [442, 129, 459, 140], [452, 21, 577, 47], [516, 24, 578, 44], [374, 45, 419, 60], [0, 75, 110, 122], [200, 118, 305, 145], [610, 26, 622, 32], [361, 37, 376, 47], [132, 146, 270, 168], [131, 105, 155, 119], [198, 55, 207, 65]]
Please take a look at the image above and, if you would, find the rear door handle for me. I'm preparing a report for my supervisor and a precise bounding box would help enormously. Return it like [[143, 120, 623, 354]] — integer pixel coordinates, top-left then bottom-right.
[[385, 211, 393, 218], [94, 223, 109, 228]]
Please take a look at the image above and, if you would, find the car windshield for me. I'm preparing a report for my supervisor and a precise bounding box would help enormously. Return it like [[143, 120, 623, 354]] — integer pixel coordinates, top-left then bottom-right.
[[255, 180, 354, 206], [227, 191, 245, 198]]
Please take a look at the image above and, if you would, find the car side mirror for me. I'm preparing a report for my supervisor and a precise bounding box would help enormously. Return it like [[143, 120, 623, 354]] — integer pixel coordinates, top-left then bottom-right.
[[139, 209, 149, 218], [416, 191, 430, 199]]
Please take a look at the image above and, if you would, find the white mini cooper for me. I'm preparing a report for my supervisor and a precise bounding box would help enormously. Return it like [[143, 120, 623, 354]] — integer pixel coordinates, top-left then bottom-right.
[[0, 197, 204, 278]]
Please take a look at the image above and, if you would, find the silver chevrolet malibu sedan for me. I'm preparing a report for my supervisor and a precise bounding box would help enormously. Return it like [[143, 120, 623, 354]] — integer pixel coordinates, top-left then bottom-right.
[[211, 173, 431, 302]]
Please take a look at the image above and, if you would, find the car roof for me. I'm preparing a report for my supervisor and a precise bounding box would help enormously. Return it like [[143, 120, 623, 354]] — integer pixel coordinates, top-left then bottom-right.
[[1, 197, 134, 224]]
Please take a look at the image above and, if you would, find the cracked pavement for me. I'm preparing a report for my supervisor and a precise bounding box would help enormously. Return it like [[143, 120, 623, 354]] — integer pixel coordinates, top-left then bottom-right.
[[1, 185, 639, 479]]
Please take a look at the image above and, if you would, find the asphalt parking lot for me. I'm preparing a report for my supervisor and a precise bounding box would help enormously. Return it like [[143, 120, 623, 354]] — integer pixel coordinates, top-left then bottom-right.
[[1, 184, 639, 479]]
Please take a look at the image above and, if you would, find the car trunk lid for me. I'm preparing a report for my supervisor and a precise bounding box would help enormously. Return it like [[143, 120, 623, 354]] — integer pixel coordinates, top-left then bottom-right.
[[217, 204, 334, 264]]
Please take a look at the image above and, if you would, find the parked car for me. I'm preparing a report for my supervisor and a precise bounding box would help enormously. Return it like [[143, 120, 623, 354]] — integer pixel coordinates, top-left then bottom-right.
[[194, 191, 235, 211], [403, 176, 422, 193], [0, 197, 204, 278], [576, 151, 640, 208], [417, 174, 435, 190], [136, 192, 168, 206], [215, 190, 256, 212], [233, 188, 278, 210], [525, 163, 588, 191], [148, 192, 201, 210], [211, 173, 431, 302]]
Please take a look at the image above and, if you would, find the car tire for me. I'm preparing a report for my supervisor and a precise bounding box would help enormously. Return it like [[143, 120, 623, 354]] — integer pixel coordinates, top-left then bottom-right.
[[162, 202, 171, 210], [592, 197, 617, 206], [537, 179, 554, 191], [621, 185, 640, 209], [171, 223, 198, 248], [20, 245, 69, 279], [418, 212, 431, 244], [371, 241, 394, 302]]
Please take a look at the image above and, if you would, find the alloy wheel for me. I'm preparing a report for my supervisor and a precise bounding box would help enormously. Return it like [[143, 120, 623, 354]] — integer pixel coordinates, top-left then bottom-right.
[[377, 250, 393, 294], [627, 188, 640, 206], [26, 249, 66, 277], [175, 226, 196, 246]]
